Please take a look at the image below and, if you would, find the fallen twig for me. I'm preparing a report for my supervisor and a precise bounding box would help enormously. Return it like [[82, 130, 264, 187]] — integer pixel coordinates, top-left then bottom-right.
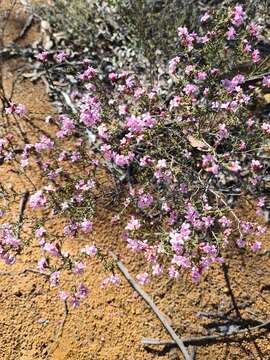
[[0, 268, 50, 277], [17, 190, 29, 238], [222, 263, 241, 319], [110, 252, 191, 360], [141, 318, 270, 347], [14, 14, 34, 41], [48, 300, 69, 355], [56, 300, 69, 338], [243, 71, 270, 84]]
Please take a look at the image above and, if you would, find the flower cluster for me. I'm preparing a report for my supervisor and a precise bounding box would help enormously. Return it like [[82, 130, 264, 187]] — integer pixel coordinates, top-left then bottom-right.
[[1, 4, 269, 305]]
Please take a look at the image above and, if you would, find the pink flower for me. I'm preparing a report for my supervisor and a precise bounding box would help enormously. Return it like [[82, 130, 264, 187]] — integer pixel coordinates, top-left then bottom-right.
[[251, 159, 262, 172], [102, 274, 120, 287], [262, 76, 270, 88], [170, 96, 181, 109], [119, 104, 128, 115], [75, 283, 89, 298], [183, 84, 198, 96], [226, 27, 236, 40], [252, 49, 260, 63], [219, 216, 232, 228], [251, 241, 261, 252], [36, 51, 48, 62], [50, 271, 60, 287], [168, 56, 180, 74], [55, 51, 69, 63], [178, 26, 189, 37], [196, 71, 207, 81], [81, 245, 97, 257], [109, 72, 117, 82], [231, 5, 245, 27], [79, 66, 97, 81], [59, 291, 69, 301], [35, 227, 46, 237], [43, 243, 60, 257], [29, 190, 47, 209], [138, 194, 153, 209], [262, 123, 270, 134], [236, 238, 246, 248], [229, 161, 241, 173], [168, 266, 179, 279], [171, 255, 191, 268], [125, 216, 141, 231], [169, 231, 184, 254], [74, 262, 85, 275], [191, 266, 201, 283], [152, 264, 163, 276], [200, 12, 210, 23], [37, 257, 48, 272], [248, 21, 260, 38], [80, 219, 93, 233], [15, 104, 27, 118], [136, 272, 149, 285], [114, 153, 133, 167]]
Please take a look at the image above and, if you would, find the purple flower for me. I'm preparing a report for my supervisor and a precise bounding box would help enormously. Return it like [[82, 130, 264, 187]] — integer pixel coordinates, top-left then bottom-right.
[[171, 255, 191, 268], [81, 244, 97, 257], [74, 262, 85, 275], [136, 272, 149, 285], [55, 51, 69, 63], [79, 66, 97, 81], [75, 283, 89, 298], [80, 219, 93, 233], [37, 257, 48, 272], [138, 194, 153, 209], [231, 5, 245, 27], [168, 266, 179, 279], [29, 191, 47, 209], [251, 242, 261, 252], [226, 26, 236, 40], [43, 243, 60, 257], [50, 271, 60, 287], [35, 227, 46, 237], [125, 217, 141, 231], [262, 76, 270, 88], [59, 291, 69, 301], [36, 51, 48, 62], [183, 84, 198, 96], [152, 263, 163, 276]]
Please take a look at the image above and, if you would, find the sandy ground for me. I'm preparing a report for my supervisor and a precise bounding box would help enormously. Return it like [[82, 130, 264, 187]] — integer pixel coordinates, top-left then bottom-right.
[[0, 1, 270, 359]]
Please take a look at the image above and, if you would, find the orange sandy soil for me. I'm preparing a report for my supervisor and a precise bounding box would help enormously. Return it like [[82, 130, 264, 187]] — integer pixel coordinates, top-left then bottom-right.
[[0, 1, 270, 359]]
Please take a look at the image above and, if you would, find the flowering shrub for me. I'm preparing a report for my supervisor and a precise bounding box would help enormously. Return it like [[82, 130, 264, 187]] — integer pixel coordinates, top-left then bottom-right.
[[1, 5, 270, 306]]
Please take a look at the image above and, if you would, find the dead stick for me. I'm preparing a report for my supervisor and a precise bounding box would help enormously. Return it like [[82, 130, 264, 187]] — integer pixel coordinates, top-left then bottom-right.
[[0, 268, 49, 277], [243, 71, 270, 84], [222, 263, 241, 319], [17, 190, 29, 238], [48, 300, 69, 355], [14, 14, 34, 41], [141, 319, 270, 347], [111, 252, 191, 360]]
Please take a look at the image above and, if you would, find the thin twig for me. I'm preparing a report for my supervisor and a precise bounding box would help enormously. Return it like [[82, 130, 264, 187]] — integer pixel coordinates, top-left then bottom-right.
[[14, 14, 34, 41], [141, 318, 270, 347], [17, 190, 29, 238], [222, 263, 241, 319], [56, 300, 69, 338], [48, 300, 69, 355], [243, 71, 270, 84], [110, 252, 191, 360], [0, 268, 49, 277]]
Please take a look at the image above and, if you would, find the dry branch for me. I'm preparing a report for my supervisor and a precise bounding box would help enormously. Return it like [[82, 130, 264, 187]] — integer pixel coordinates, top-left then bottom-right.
[[111, 252, 191, 360], [141, 318, 270, 347], [17, 190, 29, 238]]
